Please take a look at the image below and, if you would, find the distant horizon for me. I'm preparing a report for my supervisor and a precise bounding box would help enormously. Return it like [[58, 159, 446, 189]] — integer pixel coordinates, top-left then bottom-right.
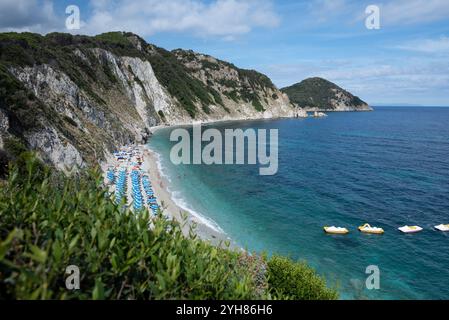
[[371, 104, 449, 108]]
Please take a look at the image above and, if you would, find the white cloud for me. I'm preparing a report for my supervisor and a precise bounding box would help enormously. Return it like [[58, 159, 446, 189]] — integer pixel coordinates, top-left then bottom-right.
[[265, 57, 449, 105], [306, 0, 449, 27], [395, 36, 449, 54], [83, 0, 280, 39], [0, 0, 280, 39], [379, 0, 449, 26], [0, 0, 60, 33]]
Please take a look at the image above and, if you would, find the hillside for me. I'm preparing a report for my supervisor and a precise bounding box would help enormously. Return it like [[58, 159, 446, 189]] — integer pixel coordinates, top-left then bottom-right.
[[282, 77, 372, 111], [0, 31, 303, 170]]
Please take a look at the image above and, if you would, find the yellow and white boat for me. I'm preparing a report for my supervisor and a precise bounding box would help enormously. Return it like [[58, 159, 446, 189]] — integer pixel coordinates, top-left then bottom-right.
[[323, 226, 349, 235], [398, 225, 423, 233], [435, 224, 449, 232], [358, 223, 384, 234]]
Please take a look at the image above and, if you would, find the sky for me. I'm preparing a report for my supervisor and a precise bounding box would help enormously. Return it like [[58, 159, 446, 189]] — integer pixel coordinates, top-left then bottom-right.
[[1, 0, 449, 106]]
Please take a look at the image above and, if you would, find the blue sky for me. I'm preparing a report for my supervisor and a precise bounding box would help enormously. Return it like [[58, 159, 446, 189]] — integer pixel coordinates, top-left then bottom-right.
[[1, 0, 449, 106]]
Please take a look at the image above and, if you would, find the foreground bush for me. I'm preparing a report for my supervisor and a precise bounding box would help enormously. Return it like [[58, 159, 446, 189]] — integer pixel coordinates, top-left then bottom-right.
[[267, 256, 338, 300], [0, 155, 338, 300], [0, 157, 264, 299]]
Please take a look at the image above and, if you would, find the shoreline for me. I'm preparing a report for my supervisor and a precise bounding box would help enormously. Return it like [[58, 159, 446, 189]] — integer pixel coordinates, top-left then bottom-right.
[[148, 114, 308, 135], [106, 115, 309, 251], [141, 145, 238, 249], [116, 110, 369, 250], [143, 115, 306, 249], [103, 142, 238, 249]]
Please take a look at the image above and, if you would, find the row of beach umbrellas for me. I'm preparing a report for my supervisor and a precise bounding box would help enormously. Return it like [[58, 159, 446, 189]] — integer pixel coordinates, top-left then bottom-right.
[[131, 170, 144, 210], [115, 169, 127, 204], [142, 175, 159, 214]]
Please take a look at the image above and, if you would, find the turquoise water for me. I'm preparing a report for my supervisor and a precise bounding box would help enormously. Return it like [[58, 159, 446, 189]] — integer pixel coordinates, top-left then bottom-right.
[[149, 107, 449, 300]]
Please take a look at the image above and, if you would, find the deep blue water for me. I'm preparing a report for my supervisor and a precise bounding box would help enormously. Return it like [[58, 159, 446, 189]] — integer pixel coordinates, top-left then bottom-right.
[[149, 107, 449, 300]]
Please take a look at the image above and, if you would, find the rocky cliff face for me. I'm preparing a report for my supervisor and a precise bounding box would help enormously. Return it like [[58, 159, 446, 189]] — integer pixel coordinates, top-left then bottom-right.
[[0, 32, 302, 170], [172, 49, 301, 121], [282, 77, 372, 112]]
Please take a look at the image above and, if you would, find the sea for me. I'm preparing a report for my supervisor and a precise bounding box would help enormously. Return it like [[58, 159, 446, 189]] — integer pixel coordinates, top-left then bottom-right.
[[148, 106, 449, 300]]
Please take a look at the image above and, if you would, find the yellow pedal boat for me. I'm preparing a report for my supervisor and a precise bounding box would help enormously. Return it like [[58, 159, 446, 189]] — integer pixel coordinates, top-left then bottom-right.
[[358, 223, 384, 234], [398, 225, 423, 233], [323, 226, 349, 235], [435, 224, 449, 232]]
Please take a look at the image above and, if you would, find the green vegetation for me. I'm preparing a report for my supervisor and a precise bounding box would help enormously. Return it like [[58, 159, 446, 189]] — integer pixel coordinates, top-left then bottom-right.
[[0, 31, 279, 122], [0, 63, 47, 135], [0, 150, 8, 179], [200, 59, 220, 71], [252, 99, 265, 112], [0, 32, 117, 109], [3, 136, 27, 157], [267, 256, 338, 300], [281, 77, 367, 109], [173, 49, 276, 114], [219, 78, 239, 88], [157, 110, 166, 122], [237, 69, 274, 91], [147, 47, 211, 118], [208, 87, 229, 112], [0, 155, 338, 300], [150, 48, 233, 116], [224, 90, 239, 103], [94, 32, 133, 47], [0, 157, 263, 299], [63, 116, 78, 127]]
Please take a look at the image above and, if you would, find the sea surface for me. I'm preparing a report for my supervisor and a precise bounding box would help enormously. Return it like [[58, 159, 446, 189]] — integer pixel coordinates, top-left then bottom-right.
[[149, 107, 449, 300]]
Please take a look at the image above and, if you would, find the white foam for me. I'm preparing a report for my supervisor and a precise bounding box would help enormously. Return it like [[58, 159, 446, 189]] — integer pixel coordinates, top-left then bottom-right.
[[170, 190, 225, 234], [146, 145, 225, 235], [154, 151, 172, 183]]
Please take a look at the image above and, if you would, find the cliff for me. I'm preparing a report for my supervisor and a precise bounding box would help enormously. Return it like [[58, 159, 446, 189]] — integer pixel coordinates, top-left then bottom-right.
[[0, 32, 303, 170]]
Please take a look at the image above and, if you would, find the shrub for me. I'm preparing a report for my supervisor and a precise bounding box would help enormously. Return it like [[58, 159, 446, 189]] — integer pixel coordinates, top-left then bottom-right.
[[252, 99, 265, 112], [267, 256, 338, 300], [3, 136, 27, 158], [0, 149, 10, 179], [0, 155, 265, 300], [147, 47, 207, 118], [63, 116, 78, 127], [94, 32, 132, 47], [0, 155, 338, 300], [157, 110, 166, 122]]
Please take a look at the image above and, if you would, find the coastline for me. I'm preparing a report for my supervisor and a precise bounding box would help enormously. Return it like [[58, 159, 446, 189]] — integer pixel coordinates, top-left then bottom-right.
[[105, 114, 308, 251], [142, 112, 337, 249], [148, 113, 308, 135], [110, 110, 367, 251], [143, 115, 305, 249], [141, 145, 237, 248]]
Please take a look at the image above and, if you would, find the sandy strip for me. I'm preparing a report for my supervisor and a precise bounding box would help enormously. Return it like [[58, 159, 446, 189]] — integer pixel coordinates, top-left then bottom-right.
[[140, 145, 239, 249]]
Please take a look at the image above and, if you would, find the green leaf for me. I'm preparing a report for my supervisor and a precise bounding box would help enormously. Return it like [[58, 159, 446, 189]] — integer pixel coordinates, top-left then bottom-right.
[[0, 228, 23, 260], [109, 237, 116, 249], [28, 245, 47, 264], [92, 278, 105, 300], [69, 234, 80, 250]]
